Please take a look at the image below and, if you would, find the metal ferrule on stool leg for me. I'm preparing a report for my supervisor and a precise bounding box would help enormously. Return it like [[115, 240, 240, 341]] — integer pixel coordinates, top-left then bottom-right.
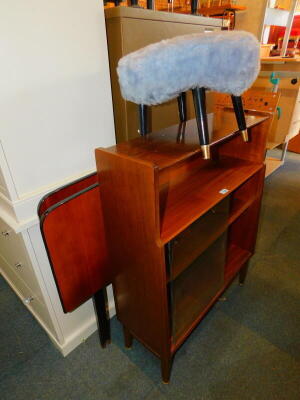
[[138, 104, 149, 136], [192, 87, 211, 159], [231, 95, 249, 142]]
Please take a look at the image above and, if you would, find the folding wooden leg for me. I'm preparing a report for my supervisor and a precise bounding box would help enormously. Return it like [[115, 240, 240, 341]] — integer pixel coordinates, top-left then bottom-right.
[[146, 0, 154, 9], [93, 288, 110, 348], [191, 0, 198, 14], [161, 355, 173, 384], [138, 104, 149, 136], [122, 325, 133, 349], [239, 261, 249, 286], [231, 95, 249, 142], [177, 92, 187, 123], [192, 87, 210, 159]]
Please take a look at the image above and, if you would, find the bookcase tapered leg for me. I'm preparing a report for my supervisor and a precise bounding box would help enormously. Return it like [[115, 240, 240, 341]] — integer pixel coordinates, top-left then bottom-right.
[[161, 355, 173, 384], [123, 325, 133, 349], [239, 261, 250, 286]]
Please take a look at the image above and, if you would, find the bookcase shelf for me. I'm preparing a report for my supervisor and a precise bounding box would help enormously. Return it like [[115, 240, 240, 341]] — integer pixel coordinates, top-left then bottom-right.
[[160, 157, 262, 243], [225, 244, 252, 283], [96, 110, 269, 383]]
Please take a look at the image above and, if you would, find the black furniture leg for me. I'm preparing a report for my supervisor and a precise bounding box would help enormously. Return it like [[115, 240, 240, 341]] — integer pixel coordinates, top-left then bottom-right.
[[239, 261, 249, 286], [176, 121, 186, 143], [93, 288, 110, 348], [138, 104, 149, 136], [147, 0, 154, 9], [192, 87, 210, 159], [177, 92, 187, 123], [191, 0, 198, 15], [129, 0, 139, 5], [231, 95, 249, 142], [123, 325, 133, 349]]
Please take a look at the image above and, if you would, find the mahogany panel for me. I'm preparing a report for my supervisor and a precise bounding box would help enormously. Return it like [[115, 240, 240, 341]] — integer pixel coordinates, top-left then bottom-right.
[[288, 133, 300, 153], [226, 166, 265, 257], [169, 197, 229, 280], [95, 149, 171, 358], [40, 183, 109, 312], [218, 119, 269, 164], [228, 170, 263, 224], [171, 234, 226, 343], [160, 157, 262, 243], [38, 173, 98, 217], [224, 244, 251, 283], [101, 110, 269, 171]]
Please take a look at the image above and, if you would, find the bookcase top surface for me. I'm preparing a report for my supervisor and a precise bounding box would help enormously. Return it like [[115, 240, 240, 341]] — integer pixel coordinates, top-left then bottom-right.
[[98, 110, 269, 170]]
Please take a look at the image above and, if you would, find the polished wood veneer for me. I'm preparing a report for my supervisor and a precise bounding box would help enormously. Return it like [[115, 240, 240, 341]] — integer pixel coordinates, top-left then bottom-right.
[[96, 110, 269, 382], [39, 176, 110, 313]]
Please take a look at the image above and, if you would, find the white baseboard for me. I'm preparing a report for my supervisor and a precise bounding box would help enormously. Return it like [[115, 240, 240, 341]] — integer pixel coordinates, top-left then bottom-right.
[[1, 267, 116, 357]]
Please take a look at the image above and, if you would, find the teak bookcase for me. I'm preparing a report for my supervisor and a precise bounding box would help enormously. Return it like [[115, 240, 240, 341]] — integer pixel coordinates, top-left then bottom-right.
[[95, 109, 269, 383]]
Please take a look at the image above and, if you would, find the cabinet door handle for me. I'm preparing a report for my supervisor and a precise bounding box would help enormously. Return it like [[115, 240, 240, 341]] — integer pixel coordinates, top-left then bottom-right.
[[24, 296, 34, 305], [14, 262, 23, 269], [1, 230, 10, 237]]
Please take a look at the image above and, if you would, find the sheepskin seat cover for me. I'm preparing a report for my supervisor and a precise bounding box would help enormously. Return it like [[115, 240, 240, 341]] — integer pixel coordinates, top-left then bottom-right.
[[117, 31, 260, 106]]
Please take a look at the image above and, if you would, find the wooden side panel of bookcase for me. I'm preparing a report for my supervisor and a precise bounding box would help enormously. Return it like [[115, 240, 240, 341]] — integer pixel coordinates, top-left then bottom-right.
[[95, 149, 170, 357], [219, 120, 269, 164]]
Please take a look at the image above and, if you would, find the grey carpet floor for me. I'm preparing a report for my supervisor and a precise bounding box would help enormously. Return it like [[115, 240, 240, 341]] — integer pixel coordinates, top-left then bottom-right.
[[1, 151, 300, 400]]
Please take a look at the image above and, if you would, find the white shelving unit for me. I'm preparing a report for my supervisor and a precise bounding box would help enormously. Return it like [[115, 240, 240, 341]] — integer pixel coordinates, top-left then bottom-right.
[[0, 0, 116, 356]]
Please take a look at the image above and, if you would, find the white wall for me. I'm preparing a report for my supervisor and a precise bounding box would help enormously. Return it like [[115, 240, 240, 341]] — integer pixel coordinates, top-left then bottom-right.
[[0, 0, 115, 199]]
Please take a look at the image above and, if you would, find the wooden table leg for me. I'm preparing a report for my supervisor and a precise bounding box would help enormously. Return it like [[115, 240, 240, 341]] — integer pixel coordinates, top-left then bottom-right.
[[239, 261, 249, 286], [123, 325, 133, 349], [161, 355, 173, 384], [93, 288, 110, 348]]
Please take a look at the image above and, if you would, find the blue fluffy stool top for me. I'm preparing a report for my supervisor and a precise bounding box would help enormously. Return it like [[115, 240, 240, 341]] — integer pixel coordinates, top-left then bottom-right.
[[117, 31, 260, 106]]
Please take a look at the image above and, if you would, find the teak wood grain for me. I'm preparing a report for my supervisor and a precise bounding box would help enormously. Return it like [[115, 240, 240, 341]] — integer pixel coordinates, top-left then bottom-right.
[[288, 133, 300, 153], [40, 182, 109, 313], [38, 173, 98, 217], [95, 110, 269, 382], [101, 110, 268, 170], [95, 151, 171, 360]]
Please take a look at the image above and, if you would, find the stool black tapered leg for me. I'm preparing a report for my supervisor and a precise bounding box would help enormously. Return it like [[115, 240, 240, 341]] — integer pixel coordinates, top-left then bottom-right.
[[231, 95, 249, 142], [93, 288, 110, 348], [192, 87, 210, 159], [177, 92, 187, 123], [191, 0, 198, 14], [138, 104, 149, 136]]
